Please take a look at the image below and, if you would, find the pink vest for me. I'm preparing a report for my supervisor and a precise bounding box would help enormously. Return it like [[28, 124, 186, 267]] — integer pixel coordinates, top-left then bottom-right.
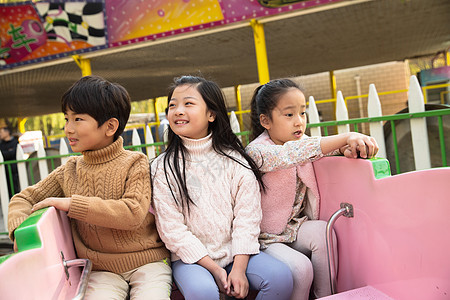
[[254, 131, 320, 234]]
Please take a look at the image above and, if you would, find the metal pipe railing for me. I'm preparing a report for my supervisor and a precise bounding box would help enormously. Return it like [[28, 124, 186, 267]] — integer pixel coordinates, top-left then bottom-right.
[[326, 202, 354, 294], [61, 251, 92, 300]]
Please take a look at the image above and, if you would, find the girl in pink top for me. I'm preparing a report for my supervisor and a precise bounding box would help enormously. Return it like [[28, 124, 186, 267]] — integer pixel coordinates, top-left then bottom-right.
[[246, 78, 378, 300]]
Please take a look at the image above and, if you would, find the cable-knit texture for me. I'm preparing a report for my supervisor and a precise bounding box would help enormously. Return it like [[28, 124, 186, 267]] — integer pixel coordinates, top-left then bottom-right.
[[151, 134, 262, 268], [8, 137, 169, 273]]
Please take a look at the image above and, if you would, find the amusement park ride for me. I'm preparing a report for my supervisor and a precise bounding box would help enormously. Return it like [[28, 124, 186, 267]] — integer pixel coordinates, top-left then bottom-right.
[[1, 0, 449, 299], [1, 156, 449, 299]]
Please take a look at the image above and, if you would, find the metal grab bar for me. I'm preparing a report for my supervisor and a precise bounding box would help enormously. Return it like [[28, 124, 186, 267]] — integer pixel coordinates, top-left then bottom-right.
[[326, 202, 354, 294], [61, 251, 92, 300]]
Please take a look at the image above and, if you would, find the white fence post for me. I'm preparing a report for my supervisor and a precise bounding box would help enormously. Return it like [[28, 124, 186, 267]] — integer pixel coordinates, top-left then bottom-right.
[[0, 152, 9, 231], [59, 138, 69, 165], [145, 125, 156, 159], [132, 128, 142, 152], [308, 96, 321, 137], [230, 111, 241, 141], [408, 75, 431, 170], [336, 91, 350, 134], [37, 140, 49, 180], [368, 84, 387, 158], [16, 144, 29, 191]]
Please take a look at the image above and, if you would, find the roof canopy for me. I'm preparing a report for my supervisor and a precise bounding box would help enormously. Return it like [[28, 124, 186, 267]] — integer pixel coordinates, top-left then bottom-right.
[[1, 0, 449, 118]]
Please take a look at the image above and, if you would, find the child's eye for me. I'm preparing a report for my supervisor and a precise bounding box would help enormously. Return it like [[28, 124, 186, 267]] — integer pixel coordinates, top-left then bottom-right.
[[75, 117, 83, 121], [285, 113, 293, 117], [185, 101, 193, 105], [168, 103, 175, 108], [301, 112, 306, 116]]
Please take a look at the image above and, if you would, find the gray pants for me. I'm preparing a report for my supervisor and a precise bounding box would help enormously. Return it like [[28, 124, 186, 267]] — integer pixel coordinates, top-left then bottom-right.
[[263, 220, 337, 300]]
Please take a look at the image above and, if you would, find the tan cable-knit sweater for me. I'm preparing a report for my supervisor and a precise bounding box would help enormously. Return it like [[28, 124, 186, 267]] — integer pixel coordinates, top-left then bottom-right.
[[151, 134, 262, 268], [8, 137, 169, 273]]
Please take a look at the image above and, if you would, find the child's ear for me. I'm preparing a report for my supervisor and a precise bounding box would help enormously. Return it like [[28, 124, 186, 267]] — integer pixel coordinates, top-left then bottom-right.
[[208, 111, 216, 123], [259, 114, 271, 130], [105, 118, 119, 137]]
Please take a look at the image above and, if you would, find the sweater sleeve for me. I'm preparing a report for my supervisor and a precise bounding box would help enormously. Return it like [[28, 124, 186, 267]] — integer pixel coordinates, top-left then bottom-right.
[[8, 164, 65, 240], [151, 158, 208, 264], [230, 163, 262, 256], [246, 136, 324, 172], [67, 154, 151, 231], [326, 149, 342, 156]]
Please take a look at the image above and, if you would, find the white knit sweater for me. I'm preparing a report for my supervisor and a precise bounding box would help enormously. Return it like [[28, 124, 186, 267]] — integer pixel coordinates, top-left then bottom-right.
[[151, 134, 262, 267]]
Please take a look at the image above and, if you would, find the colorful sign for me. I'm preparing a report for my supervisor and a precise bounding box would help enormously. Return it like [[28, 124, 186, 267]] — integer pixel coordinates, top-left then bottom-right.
[[0, 1, 107, 69], [0, 0, 344, 69]]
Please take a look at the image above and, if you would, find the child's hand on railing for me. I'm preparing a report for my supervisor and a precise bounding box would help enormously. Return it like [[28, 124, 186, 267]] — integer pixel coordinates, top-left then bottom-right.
[[345, 133, 378, 159], [31, 197, 72, 213]]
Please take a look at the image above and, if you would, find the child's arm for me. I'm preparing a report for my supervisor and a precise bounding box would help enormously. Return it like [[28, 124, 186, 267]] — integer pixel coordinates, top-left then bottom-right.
[[227, 254, 250, 298], [320, 132, 378, 159], [8, 165, 65, 241], [197, 256, 229, 294], [151, 159, 210, 264], [227, 162, 259, 298], [230, 165, 262, 257], [246, 136, 323, 172], [31, 197, 71, 212]]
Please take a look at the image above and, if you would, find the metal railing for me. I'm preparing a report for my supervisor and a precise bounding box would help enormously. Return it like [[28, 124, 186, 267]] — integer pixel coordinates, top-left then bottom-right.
[[2, 106, 449, 197], [308, 108, 450, 172]]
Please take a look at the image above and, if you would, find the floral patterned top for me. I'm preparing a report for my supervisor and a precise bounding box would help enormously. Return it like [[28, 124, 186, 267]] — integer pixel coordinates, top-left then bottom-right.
[[246, 134, 340, 249]]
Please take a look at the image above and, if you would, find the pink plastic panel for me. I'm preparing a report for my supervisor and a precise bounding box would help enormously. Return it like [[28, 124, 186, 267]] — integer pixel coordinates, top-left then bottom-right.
[[0, 207, 80, 299], [320, 285, 393, 300], [314, 157, 450, 299]]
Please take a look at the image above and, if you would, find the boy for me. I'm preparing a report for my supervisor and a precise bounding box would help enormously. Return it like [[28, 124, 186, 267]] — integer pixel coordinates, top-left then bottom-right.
[[8, 75, 171, 299]]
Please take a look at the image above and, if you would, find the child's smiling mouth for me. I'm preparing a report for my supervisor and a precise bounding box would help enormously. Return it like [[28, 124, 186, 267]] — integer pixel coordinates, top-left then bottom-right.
[[68, 138, 78, 145]]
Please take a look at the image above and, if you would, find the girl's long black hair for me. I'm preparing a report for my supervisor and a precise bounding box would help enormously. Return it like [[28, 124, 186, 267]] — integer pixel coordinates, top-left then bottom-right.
[[160, 75, 265, 212], [250, 78, 304, 140]]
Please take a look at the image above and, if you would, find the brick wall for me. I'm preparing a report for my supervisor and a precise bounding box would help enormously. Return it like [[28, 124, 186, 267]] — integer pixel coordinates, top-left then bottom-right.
[[223, 61, 411, 135]]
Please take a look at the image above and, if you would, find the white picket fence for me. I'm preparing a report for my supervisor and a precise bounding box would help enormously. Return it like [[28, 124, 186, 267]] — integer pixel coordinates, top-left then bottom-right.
[[0, 75, 439, 231], [308, 75, 433, 170]]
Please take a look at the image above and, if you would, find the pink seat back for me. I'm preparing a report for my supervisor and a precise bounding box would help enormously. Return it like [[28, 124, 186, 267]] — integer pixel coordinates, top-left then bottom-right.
[[314, 157, 450, 299], [0, 207, 81, 299]]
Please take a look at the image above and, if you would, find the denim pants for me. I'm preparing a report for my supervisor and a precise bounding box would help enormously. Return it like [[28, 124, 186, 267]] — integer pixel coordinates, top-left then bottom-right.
[[172, 251, 293, 300]]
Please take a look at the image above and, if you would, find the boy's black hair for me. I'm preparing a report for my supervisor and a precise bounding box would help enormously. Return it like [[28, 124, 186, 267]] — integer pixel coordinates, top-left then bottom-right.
[[250, 78, 305, 140], [159, 75, 265, 212], [61, 75, 131, 141]]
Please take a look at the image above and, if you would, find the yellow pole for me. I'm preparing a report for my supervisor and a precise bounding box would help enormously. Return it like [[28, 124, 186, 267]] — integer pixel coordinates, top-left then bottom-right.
[[72, 55, 92, 76], [18, 117, 27, 133], [446, 49, 450, 66], [234, 85, 244, 130], [250, 19, 270, 85], [329, 71, 337, 99], [153, 98, 160, 126], [329, 70, 337, 118]]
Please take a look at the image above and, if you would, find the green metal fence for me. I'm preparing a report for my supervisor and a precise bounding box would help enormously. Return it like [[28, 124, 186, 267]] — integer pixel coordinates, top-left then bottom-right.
[[308, 108, 450, 172], [1, 108, 449, 196]]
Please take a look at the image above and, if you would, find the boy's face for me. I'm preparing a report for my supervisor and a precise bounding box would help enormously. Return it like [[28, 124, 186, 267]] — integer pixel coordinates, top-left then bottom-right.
[[260, 88, 307, 145], [64, 109, 113, 152]]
